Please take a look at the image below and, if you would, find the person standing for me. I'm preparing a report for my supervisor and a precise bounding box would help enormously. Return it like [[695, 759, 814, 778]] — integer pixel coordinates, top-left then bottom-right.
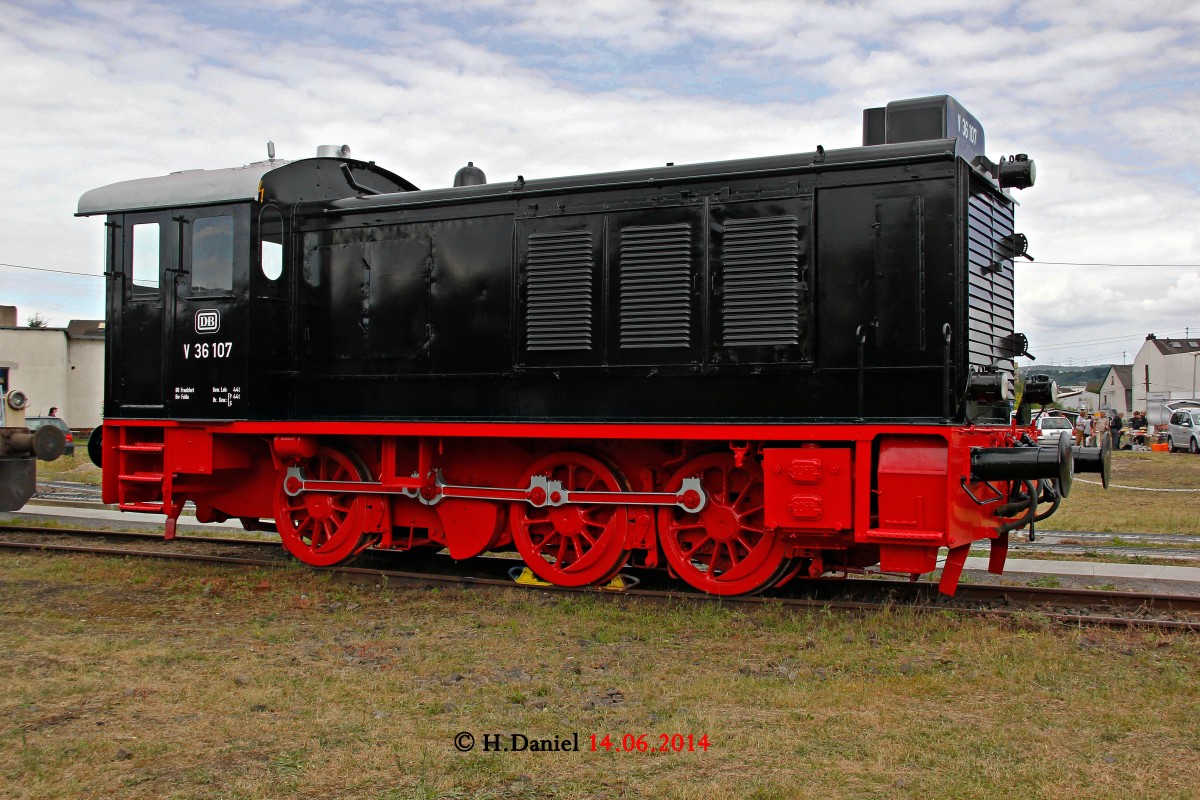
[[1111, 410, 1123, 450], [1093, 413, 1108, 448]]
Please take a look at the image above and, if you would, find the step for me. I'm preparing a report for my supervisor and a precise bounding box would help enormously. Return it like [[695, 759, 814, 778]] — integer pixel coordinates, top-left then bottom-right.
[[118, 443, 165, 453], [120, 502, 165, 513], [118, 472, 165, 484]]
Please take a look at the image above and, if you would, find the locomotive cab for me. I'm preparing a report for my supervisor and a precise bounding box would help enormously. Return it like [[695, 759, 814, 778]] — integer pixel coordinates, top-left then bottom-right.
[[77, 154, 414, 422]]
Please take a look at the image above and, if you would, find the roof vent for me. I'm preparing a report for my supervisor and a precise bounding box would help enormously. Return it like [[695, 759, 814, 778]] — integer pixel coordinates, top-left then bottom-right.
[[316, 144, 352, 158], [454, 161, 487, 187]]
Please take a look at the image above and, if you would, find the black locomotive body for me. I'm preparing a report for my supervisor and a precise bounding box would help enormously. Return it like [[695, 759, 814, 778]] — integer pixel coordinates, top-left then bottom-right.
[[78, 96, 1100, 595]]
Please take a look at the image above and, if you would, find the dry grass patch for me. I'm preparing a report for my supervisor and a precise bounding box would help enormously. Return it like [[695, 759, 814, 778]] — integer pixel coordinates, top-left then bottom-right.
[[2, 552, 1198, 799], [35, 452, 102, 485], [1050, 451, 1200, 534]]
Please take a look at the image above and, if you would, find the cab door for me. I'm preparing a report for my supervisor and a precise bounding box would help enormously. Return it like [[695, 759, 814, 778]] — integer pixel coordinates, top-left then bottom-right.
[[114, 212, 172, 415], [168, 205, 250, 419]]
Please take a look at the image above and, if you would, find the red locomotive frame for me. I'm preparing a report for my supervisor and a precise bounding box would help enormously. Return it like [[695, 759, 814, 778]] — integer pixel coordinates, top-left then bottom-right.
[[103, 419, 1027, 595]]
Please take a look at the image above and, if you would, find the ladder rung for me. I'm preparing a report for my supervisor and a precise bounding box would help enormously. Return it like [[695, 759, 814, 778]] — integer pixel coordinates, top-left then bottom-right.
[[118, 443, 164, 453], [119, 472, 164, 483], [120, 502, 165, 513]]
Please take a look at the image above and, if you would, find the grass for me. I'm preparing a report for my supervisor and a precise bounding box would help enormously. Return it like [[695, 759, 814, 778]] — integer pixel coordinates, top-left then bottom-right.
[[1047, 451, 1200, 535], [1, 552, 1199, 799], [34, 452, 102, 485]]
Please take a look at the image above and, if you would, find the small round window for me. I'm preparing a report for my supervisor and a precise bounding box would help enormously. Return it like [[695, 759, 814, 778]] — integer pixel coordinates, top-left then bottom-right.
[[259, 206, 284, 281]]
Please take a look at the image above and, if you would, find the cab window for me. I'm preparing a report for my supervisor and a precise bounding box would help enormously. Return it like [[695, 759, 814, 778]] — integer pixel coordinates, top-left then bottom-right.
[[192, 215, 234, 292], [131, 222, 160, 297], [259, 206, 284, 281]]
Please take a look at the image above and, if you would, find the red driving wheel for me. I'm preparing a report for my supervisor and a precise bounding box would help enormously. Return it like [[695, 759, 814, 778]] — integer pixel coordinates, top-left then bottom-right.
[[510, 452, 631, 587], [658, 453, 786, 595], [275, 447, 371, 567]]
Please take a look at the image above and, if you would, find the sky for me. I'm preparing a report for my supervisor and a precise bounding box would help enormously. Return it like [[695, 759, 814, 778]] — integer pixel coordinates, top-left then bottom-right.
[[1, 0, 1198, 366]]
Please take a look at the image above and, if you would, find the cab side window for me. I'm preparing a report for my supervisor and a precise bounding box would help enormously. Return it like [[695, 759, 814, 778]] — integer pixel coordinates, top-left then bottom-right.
[[192, 215, 234, 293], [131, 222, 160, 298], [259, 206, 284, 281]]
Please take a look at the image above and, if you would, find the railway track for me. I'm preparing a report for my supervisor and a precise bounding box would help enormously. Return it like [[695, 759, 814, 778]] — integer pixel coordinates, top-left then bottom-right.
[[30, 482, 1200, 554], [2, 524, 1198, 631], [1009, 541, 1200, 561], [33, 481, 104, 504]]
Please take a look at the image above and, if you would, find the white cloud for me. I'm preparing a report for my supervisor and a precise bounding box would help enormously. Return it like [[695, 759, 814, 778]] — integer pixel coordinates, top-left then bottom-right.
[[0, 0, 1195, 365]]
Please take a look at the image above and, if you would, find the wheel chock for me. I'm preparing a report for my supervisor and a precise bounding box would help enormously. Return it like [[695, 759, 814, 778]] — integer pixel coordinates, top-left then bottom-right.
[[507, 567, 639, 591], [509, 566, 553, 587]]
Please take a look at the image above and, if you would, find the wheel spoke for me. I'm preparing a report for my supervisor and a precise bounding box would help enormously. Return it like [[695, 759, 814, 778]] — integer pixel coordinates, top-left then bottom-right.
[[705, 544, 720, 573], [531, 530, 558, 556], [732, 485, 755, 512], [737, 502, 765, 519], [682, 534, 712, 559]]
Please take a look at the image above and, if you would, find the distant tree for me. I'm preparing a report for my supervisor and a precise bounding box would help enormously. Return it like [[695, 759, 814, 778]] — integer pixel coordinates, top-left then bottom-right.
[[26, 312, 48, 328]]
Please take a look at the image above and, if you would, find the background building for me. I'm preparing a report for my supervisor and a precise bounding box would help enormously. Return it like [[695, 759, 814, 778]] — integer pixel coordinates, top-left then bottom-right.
[[0, 305, 104, 429], [1099, 365, 1133, 415], [1132, 334, 1200, 407]]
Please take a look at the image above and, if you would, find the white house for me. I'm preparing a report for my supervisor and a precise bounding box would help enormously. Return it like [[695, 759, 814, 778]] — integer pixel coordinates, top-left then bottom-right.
[[1099, 364, 1133, 414], [1132, 334, 1200, 410], [0, 306, 104, 429]]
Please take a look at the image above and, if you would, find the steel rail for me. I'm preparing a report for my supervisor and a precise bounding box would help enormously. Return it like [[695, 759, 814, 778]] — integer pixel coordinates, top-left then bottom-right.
[[1007, 543, 1200, 560], [1, 524, 1198, 630]]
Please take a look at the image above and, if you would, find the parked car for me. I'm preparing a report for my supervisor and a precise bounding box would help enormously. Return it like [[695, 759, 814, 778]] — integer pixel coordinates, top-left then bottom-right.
[[1167, 409, 1200, 454], [1034, 414, 1074, 446], [25, 416, 74, 457]]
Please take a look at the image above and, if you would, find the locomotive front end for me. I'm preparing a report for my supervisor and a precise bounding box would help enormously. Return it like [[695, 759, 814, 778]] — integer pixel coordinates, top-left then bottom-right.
[[857, 95, 1108, 589]]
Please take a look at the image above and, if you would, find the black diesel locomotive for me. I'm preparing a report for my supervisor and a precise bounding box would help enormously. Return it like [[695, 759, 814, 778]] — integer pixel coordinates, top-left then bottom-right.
[[78, 95, 1107, 595]]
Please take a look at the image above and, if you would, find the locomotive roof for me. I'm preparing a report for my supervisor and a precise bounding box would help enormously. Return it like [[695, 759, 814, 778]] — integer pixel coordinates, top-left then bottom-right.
[[76, 157, 416, 216], [77, 159, 287, 216], [78, 137, 995, 219], [325, 138, 974, 216]]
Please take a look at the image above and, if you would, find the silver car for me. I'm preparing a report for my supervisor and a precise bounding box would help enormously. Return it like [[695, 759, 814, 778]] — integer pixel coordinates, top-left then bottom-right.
[[1167, 409, 1200, 454], [1034, 415, 1074, 445]]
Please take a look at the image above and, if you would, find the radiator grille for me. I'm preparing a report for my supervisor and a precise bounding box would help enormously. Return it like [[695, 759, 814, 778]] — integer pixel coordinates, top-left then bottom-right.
[[966, 189, 1016, 370], [618, 223, 692, 349], [721, 215, 802, 347], [525, 230, 594, 352]]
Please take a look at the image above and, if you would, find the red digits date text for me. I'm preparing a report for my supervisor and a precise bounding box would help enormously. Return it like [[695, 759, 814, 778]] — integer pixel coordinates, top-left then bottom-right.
[[590, 733, 710, 753]]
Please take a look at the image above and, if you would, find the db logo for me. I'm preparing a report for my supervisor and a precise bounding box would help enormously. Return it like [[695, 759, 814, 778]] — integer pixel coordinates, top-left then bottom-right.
[[195, 309, 221, 334]]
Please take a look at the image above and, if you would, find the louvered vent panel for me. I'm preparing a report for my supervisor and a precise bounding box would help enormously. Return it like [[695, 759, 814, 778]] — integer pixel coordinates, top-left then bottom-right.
[[966, 190, 1016, 369], [721, 216, 801, 346], [618, 223, 692, 349], [525, 230, 594, 352]]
